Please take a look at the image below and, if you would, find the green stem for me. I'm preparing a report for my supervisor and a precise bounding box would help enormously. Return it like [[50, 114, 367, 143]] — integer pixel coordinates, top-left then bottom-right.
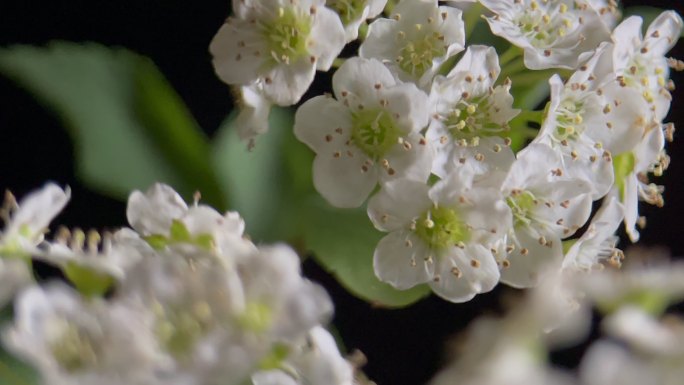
[[500, 56, 527, 80], [498, 45, 523, 67], [508, 69, 556, 87], [358, 21, 368, 41], [514, 110, 545, 125], [332, 57, 346, 69], [463, 3, 484, 40]]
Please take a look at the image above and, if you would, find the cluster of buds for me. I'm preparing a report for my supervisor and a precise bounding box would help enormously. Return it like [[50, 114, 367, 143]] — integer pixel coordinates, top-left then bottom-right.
[[210, 0, 682, 302]]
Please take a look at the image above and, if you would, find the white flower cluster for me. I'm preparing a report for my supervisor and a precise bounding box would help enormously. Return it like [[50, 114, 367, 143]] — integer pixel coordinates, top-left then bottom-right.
[[430, 252, 684, 385], [210, 0, 683, 302], [0, 183, 354, 385]]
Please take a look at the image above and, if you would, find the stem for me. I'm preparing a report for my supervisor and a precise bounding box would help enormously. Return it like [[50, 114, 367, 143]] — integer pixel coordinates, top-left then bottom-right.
[[358, 21, 368, 41], [499, 57, 527, 80], [332, 57, 346, 69], [498, 45, 523, 67], [463, 2, 484, 40], [515, 110, 545, 125]]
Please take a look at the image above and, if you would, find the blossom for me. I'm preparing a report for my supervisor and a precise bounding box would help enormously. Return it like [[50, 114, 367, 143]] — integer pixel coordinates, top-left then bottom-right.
[[252, 326, 353, 385], [126, 183, 255, 258], [0, 183, 70, 257], [612, 11, 683, 122], [610, 125, 666, 242], [210, 0, 346, 105], [480, 0, 611, 69], [562, 197, 624, 271], [294, 57, 431, 208], [0, 184, 70, 306], [360, 0, 465, 89], [534, 42, 649, 199], [4, 284, 159, 385], [233, 84, 273, 148], [367, 170, 510, 302], [327, 0, 387, 42], [498, 144, 592, 288], [426, 45, 518, 179]]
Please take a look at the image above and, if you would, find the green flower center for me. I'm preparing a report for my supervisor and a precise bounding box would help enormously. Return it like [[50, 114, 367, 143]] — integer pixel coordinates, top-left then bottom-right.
[[415, 206, 470, 250], [263, 7, 312, 65], [444, 96, 506, 146], [328, 0, 366, 25], [155, 301, 213, 358], [506, 190, 538, 228], [237, 301, 273, 334], [351, 108, 401, 159], [397, 28, 446, 79], [515, 1, 576, 48], [51, 323, 99, 373], [554, 98, 585, 141]]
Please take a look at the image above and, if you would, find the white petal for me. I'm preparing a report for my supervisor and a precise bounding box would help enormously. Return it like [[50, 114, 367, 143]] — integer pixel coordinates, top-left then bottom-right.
[[263, 57, 317, 106], [367, 179, 431, 232], [373, 231, 434, 289], [501, 227, 562, 288], [309, 7, 346, 70], [126, 183, 187, 235], [429, 244, 500, 302], [294, 95, 352, 151], [312, 149, 378, 208], [209, 19, 266, 86]]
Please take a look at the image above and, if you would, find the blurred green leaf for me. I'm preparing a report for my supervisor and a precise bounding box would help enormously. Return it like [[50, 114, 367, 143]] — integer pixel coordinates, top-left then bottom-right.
[[0, 42, 224, 208], [302, 199, 431, 308], [0, 348, 38, 385], [0, 307, 38, 385], [213, 108, 310, 242]]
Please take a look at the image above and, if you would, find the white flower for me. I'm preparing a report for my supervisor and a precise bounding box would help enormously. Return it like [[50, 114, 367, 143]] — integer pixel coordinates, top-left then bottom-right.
[[360, 0, 465, 89], [119, 243, 332, 385], [480, 0, 611, 69], [234, 84, 273, 148], [580, 340, 684, 385], [120, 249, 255, 385], [126, 183, 254, 258], [253, 326, 353, 385], [562, 197, 624, 271], [0, 183, 70, 257], [534, 42, 649, 199], [604, 307, 684, 356], [0, 258, 32, 307], [430, 316, 572, 385], [575, 257, 684, 312], [294, 57, 431, 208], [586, 0, 620, 29], [367, 170, 510, 302], [610, 125, 666, 242], [499, 144, 592, 288], [612, 11, 683, 122], [327, 0, 387, 42], [4, 284, 159, 385], [210, 0, 346, 105], [426, 45, 519, 179]]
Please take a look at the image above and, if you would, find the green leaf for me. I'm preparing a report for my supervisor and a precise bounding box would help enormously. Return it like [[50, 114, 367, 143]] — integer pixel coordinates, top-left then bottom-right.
[[212, 107, 312, 242], [0, 348, 38, 385], [0, 42, 224, 208], [302, 199, 431, 308]]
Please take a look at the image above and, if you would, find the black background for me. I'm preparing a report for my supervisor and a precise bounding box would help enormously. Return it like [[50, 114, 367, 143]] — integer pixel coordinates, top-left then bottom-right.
[[1, 1, 683, 384]]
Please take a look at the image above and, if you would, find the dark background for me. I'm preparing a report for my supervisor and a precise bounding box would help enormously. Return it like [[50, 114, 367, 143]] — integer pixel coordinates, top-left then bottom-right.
[[1, 1, 683, 384]]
